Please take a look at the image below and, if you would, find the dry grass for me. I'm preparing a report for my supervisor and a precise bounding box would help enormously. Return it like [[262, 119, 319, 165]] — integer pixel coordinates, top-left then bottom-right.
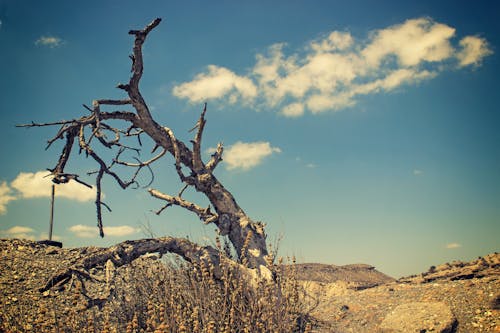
[[1, 250, 311, 332]]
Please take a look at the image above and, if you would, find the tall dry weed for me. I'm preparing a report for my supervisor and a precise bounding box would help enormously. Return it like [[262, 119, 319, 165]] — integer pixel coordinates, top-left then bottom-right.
[[1, 252, 311, 332]]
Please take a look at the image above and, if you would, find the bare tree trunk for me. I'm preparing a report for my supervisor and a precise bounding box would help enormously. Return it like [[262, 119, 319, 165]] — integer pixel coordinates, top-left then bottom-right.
[[19, 18, 271, 292], [39, 237, 223, 293], [124, 19, 268, 269]]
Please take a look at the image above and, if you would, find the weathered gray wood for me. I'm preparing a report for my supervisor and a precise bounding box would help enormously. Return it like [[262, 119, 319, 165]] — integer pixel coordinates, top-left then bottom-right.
[[39, 236, 223, 292], [19, 18, 270, 290]]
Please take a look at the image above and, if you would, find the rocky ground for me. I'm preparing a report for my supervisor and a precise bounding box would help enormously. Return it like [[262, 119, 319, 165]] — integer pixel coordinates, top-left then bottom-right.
[[304, 253, 500, 332], [0, 238, 498, 332]]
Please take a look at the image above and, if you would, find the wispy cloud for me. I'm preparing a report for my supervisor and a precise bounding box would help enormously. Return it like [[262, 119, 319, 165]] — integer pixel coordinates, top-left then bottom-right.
[[172, 65, 257, 104], [281, 102, 305, 118], [213, 141, 281, 171], [35, 35, 64, 48], [0, 171, 97, 215], [361, 18, 455, 67], [0, 226, 36, 240], [173, 17, 492, 117], [68, 225, 96, 238], [445, 242, 462, 249], [413, 169, 424, 176], [11, 171, 95, 202], [0, 226, 62, 241], [39, 232, 62, 241], [0, 181, 16, 215], [69, 224, 140, 238], [456, 36, 492, 67]]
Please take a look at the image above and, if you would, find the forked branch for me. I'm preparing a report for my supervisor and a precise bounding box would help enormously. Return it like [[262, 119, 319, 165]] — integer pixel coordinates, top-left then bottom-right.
[[22, 18, 271, 274], [149, 188, 219, 224]]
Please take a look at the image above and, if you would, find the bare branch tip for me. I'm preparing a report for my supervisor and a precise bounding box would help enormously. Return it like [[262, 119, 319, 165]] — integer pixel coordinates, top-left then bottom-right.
[[83, 104, 93, 112], [116, 83, 130, 91], [128, 18, 162, 36]]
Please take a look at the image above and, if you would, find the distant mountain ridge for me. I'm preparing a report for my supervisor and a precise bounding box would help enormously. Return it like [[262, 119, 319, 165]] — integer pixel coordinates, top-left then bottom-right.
[[291, 262, 395, 289], [399, 252, 500, 284], [291, 252, 500, 290]]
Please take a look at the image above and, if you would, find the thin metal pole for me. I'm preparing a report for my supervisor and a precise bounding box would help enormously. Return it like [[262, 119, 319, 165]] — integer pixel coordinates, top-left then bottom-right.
[[49, 184, 55, 241]]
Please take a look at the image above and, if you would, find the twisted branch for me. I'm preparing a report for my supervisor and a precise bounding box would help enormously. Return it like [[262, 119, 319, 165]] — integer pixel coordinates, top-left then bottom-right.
[[40, 236, 223, 293], [149, 188, 219, 224], [191, 103, 207, 173], [20, 18, 270, 271]]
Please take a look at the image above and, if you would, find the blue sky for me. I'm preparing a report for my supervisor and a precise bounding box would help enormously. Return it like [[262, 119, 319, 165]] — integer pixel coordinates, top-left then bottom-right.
[[0, 0, 498, 277]]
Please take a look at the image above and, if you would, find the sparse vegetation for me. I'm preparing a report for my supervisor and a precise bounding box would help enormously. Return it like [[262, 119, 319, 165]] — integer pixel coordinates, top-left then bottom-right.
[[0, 240, 311, 332], [2, 239, 499, 332]]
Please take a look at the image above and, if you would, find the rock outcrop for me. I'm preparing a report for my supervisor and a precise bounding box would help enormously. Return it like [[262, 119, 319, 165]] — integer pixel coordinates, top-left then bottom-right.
[[399, 253, 500, 284], [379, 302, 457, 333], [293, 262, 394, 289]]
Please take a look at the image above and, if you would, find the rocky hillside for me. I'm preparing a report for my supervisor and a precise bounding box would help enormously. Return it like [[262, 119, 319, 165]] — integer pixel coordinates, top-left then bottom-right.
[[293, 262, 394, 289], [0, 238, 498, 332], [305, 253, 499, 332], [398, 253, 500, 284]]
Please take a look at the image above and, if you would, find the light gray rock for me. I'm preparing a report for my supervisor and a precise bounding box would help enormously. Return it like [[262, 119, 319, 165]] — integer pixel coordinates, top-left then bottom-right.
[[379, 302, 457, 333]]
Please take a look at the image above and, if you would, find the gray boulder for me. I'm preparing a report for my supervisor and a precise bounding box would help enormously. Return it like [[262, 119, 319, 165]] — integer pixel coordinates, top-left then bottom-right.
[[379, 302, 457, 333]]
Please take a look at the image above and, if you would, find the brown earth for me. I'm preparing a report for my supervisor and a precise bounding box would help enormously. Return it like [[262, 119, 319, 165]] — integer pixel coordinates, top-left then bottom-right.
[[302, 253, 500, 332], [0, 239, 498, 332]]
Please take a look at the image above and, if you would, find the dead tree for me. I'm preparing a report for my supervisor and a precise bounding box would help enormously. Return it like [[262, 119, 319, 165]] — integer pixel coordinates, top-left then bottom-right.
[[19, 18, 271, 292]]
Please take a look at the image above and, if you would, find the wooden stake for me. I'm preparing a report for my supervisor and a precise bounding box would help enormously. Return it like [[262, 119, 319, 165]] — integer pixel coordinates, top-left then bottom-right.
[[49, 184, 55, 241]]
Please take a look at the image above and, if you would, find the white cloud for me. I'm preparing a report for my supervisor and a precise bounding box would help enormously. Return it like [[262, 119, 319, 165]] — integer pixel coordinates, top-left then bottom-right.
[[306, 93, 355, 113], [69, 225, 96, 238], [35, 35, 64, 48], [373, 69, 435, 91], [413, 169, 424, 176], [305, 69, 435, 114], [4, 226, 35, 234], [362, 18, 456, 67], [272, 52, 359, 101], [173, 17, 491, 117], [38, 232, 62, 241], [0, 226, 62, 241], [253, 43, 286, 85], [10, 171, 95, 202], [252, 43, 298, 105], [456, 36, 492, 67], [172, 65, 257, 103], [105, 225, 141, 237], [0, 182, 16, 215], [281, 103, 305, 118], [0, 171, 96, 215], [354, 69, 437, 95], [0, 226, 36, 240], [222, 141, 281, 171], [310, 31, 354, 53], [445, 242, 462, 249], [69, 224, 140, 238]]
